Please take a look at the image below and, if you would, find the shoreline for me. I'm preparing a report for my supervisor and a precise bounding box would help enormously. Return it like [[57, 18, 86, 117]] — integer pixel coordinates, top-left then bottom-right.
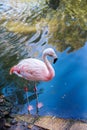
[[0, 114, 87, 130], [0, 95, 87, 130]]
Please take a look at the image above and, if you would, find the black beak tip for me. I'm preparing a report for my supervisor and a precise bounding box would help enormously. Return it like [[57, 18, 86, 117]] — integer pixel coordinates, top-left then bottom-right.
[[53, 58, 58, 64]]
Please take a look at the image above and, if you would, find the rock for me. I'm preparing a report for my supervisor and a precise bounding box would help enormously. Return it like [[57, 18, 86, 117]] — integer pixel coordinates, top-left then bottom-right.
[[0, 95, 13, 118], [34, 116, 70, 130], [70, 122, 87, 130], [15, 114, 36, 124], [31, 125, 50, 130], [28, 124, 33, 129], [14, 114, 87, 130], [0, 98, 4, 103], [0, 118, 5, 129], [0, 95, 5, 99], [5, 122, 11, 128], [10, 119, 18, 125], [22, 121, 28, 127]]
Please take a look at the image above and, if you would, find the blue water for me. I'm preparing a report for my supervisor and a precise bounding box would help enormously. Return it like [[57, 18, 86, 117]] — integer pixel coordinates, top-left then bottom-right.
[[11, 42, 87, 120]]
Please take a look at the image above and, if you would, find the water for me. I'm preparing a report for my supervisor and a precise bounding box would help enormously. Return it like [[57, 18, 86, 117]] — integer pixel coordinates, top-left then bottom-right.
[[0, 0, 87, 121], [24, 43, 87, 120]]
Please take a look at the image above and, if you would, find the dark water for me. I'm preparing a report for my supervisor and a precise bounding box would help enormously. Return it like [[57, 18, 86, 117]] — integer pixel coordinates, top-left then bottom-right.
[[0, 0, 87, 121]]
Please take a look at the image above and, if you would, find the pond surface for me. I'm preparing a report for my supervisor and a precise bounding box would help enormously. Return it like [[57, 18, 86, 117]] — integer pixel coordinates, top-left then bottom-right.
[[0, 0, 87, 121]]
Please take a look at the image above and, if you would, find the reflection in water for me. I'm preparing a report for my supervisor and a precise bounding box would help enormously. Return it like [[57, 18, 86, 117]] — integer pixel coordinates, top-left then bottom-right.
[[0, 0, 51, 115], [0, 0, 87, 120], [0, 0, 87, 52]]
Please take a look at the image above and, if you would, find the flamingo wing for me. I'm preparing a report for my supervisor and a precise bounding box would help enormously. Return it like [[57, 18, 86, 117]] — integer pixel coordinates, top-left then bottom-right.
[[14, 58, 49, 81]]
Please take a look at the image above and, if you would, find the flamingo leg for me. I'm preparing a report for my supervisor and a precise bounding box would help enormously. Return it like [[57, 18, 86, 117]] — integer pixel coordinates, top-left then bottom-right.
[[24, 86, 30, 114], [34, 83, 39, 115], [26, 91, 30, 114]]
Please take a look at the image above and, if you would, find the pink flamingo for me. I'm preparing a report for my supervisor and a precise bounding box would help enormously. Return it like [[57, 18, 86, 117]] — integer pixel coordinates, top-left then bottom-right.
[[10, 48, 57, 114]]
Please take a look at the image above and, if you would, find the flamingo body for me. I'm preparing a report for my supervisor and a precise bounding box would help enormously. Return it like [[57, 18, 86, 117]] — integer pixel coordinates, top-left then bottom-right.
[[10, 48, 57, 82]]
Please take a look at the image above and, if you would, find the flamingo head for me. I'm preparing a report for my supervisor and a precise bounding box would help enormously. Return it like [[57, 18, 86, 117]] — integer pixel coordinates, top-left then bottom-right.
[[10, 67, 14, 75], [53, 57, 58, 64], [43, 48, 58, 64], [10, 66, 20, 75]]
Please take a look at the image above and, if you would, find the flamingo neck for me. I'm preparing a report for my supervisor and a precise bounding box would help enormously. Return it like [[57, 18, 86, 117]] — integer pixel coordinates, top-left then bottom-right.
[[43, 54, 55, 80]]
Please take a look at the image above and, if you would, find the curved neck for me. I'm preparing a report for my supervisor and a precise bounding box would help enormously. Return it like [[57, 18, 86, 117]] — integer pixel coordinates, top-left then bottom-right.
[[43, 53, 55, 79]]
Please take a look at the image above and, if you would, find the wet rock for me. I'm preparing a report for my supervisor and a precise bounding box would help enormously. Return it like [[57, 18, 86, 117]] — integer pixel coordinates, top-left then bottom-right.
[[34, 116, 70, 130], [0, 113, 87, 130], [70, 122, 87, 130], [7, 122, 30, 130], [0, 118, 6, 130], [0, 98, 4, 103], [22, 121, 28, 127], [15, 114, 36, 124], [4, 122, 11, 128], [31, 125, 50, 130], [0, 95, 13, 118], [10, 119, 18, 125]]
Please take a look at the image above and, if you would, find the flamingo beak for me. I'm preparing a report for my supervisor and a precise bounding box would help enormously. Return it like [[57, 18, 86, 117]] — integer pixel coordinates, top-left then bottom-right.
[[10, 67, 14, 75], [53, 57, 58, 64]]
